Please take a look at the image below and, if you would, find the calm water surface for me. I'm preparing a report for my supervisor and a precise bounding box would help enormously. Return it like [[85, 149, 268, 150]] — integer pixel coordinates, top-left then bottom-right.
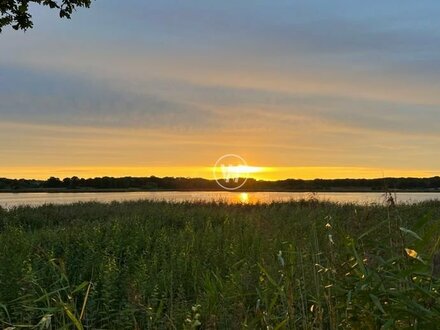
[[0, 191, 439, 208]]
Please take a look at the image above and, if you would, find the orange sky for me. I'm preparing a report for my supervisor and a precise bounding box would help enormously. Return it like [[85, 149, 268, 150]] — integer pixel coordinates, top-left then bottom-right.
[[1, 166, 438, 181], [1, 1, 440, 180]]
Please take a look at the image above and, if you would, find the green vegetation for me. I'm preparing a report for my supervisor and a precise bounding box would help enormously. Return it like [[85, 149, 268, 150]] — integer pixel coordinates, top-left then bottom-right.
[[0, 0, 92, 32], [2, 175, 440, 192], [1, 198, 440, 329]]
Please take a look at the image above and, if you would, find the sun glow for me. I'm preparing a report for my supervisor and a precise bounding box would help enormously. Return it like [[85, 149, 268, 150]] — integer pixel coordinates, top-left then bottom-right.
[[211, 165, 267, 179], [239, 192, 250, 204], [223, 165, 265, 175], [0, 166, 436, 181]]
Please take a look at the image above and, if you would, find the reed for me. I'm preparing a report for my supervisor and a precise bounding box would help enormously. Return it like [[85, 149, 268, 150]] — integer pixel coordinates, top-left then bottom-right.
[[0, 199, 439, 329]]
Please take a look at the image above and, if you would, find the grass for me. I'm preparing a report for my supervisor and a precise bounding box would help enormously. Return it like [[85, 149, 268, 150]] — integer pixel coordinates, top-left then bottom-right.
[[1, 197, 440, 329]]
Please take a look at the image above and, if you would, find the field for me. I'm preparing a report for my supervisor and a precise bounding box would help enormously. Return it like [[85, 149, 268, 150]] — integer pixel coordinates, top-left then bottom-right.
[[1, 198, 440, 329]]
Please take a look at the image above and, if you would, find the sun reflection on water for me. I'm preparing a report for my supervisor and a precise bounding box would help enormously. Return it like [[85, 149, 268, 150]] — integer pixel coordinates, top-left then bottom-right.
[[239, 192, 250, 204]]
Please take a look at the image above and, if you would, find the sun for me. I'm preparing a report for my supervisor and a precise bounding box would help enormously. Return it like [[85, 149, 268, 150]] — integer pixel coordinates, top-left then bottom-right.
[[226, 165, 264, 175], [211, 165, 266, 176]]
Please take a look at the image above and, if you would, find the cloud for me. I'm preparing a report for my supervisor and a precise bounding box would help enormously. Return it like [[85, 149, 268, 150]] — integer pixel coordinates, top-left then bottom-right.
[[0, 66, 218, 129], [2, 63, 440, 140], [1, 0, 440, 176]]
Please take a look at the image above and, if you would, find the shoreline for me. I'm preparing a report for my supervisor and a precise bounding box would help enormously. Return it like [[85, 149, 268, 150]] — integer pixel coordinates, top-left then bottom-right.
[[0, 188, 439, 193]]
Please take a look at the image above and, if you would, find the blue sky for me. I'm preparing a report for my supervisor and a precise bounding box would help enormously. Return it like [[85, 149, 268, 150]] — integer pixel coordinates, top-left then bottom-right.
[[1, 0, 440, 179]]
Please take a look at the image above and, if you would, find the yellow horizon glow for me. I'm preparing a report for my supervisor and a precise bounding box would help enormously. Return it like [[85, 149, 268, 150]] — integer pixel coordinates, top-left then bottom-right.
[[0, 166, 439, 181], [212, 165, 267, 180], [226, 165, 265, 174]]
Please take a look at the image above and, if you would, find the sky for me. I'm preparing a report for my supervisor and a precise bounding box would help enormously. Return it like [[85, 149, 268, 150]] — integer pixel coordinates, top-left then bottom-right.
[[1, 0, 440, 180]]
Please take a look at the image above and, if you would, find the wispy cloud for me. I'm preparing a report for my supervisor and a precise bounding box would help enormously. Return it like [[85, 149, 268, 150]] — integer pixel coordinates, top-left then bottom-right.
[[1, 0, 440, 177]]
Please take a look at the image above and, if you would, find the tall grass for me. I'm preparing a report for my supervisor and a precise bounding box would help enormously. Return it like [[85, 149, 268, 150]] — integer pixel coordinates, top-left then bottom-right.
[[0, 199, 439, 329]]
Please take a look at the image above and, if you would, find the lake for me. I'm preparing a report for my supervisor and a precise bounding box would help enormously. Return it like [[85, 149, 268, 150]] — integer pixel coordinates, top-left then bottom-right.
[[0, 191, 439, 208]]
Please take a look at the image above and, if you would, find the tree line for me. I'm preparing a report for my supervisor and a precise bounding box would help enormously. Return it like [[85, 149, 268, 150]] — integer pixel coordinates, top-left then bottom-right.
[[1, 176, 440, 191]]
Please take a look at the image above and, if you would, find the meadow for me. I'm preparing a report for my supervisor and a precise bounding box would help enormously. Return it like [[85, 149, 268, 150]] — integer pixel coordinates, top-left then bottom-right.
[[1, 197, 440, 329]]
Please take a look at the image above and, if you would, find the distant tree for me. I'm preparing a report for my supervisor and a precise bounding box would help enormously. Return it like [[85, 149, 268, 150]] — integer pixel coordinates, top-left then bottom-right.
[[45, 176, 63, 188], [62, 177, 71, 187], [0, 0, 92, 32], [70, 176, 80, 188]]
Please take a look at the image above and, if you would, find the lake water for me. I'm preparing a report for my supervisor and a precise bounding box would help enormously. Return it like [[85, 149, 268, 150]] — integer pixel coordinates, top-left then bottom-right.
[[0, 191, 439, 208]]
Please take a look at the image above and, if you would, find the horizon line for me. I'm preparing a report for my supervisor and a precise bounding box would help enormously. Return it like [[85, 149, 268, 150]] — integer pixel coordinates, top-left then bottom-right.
[[2, 174, 440, 182], [0, 166, 439, 181]]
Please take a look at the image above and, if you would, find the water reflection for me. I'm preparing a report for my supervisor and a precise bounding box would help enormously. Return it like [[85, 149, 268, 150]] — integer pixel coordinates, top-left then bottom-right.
[[239, 192, 250, 204], [0, 191, 439, 208]]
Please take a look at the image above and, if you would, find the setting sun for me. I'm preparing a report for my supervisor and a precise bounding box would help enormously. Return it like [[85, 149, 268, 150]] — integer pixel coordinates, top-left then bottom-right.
[[212, 165, 266, 176]]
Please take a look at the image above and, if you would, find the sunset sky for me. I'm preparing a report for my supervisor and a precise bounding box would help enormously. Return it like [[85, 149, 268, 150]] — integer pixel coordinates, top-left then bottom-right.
[[1, 1, 440, 180]]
